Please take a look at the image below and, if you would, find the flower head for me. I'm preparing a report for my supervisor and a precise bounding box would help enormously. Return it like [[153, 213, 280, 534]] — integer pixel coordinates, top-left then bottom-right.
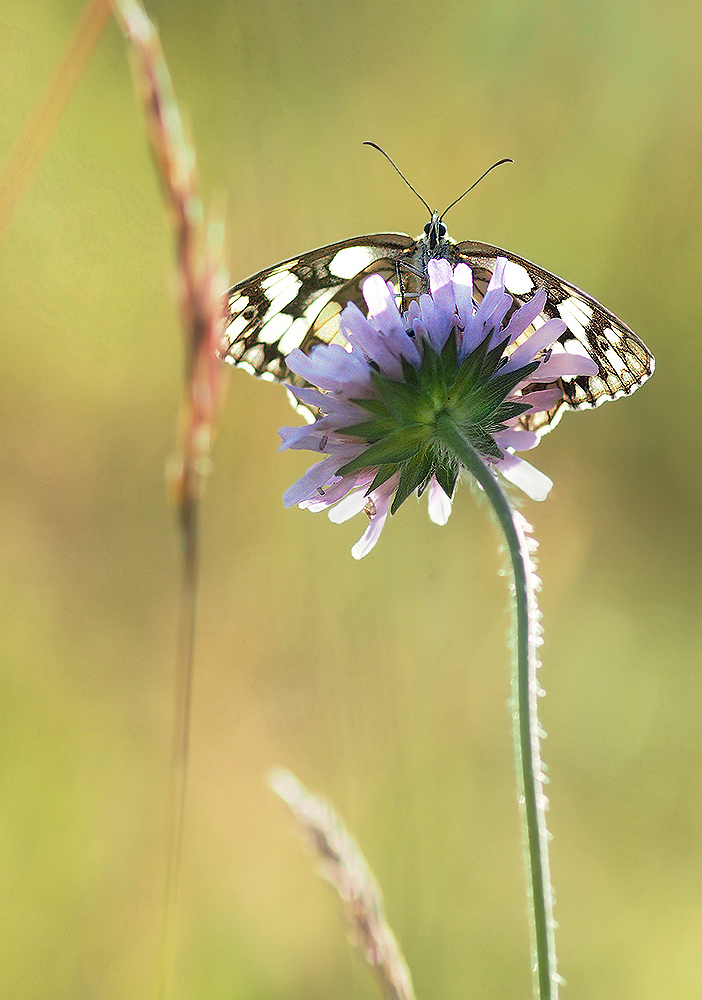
[[279, 258, 598, 558]]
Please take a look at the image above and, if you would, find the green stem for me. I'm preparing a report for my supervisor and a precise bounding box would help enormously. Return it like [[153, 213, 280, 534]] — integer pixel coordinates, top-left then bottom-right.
[[435, 413, 558, 1000]]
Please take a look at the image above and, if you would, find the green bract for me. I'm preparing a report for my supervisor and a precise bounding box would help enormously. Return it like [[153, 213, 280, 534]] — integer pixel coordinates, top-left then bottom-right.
[[337, 330, 540, 515]]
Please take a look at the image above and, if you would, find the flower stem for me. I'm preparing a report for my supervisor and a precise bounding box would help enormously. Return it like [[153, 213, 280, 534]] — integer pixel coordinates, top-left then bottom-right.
[[434, 413, 558, 1000]]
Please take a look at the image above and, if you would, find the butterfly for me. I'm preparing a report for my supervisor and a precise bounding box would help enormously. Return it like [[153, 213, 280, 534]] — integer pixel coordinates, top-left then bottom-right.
[[220, 151, 654, 436]]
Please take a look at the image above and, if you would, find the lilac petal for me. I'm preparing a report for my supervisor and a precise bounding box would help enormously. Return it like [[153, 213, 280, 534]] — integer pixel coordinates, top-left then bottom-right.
[[287, 384, 328, 409], [340, 300, 383, 349], [485, 256, 508, 295], [313, 395, 374, 421], [503, 289, 547, 346], [327, 488, 368, 523], [406, 300, 421, 323], [349, 481, 397, 559], [304, 470, 373, 511], [342, 301, 406, 377], [535, 353, 599, 379], [497, 454, 553, 501], [362, 274, 407, 339], [478, 286, 509, 328], [410, 315, 429, 341], [494, 428, 539, 452], [286, 344, 369, 391], [417, 292, 452, 351], [452, 262, 475, 327], [283, 455, 343, 506], [279, 406, 360, 448], [278, 424, 325, 450], [520, 386, 564, 412], [427, 478, 453, 525], [500, 318, 566, 373], [487, 293, 514, 348], [351, 508, 390, 559], [427, 259, 456, 319], [280, 425, 364, 453]]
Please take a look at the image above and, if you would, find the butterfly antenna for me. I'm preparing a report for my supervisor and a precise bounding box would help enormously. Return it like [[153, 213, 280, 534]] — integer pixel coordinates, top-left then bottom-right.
[[440, 158, 514, 220], [363, 141, 432, 215]]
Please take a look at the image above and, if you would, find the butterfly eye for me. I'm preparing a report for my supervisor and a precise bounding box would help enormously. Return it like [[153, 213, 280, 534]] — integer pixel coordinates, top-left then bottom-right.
[[423, 220, 447, 240]]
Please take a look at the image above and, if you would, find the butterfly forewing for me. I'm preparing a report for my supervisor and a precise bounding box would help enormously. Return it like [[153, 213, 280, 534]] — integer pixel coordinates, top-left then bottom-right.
[[221, 234, 415, 383], [220, 218, 654, 435]]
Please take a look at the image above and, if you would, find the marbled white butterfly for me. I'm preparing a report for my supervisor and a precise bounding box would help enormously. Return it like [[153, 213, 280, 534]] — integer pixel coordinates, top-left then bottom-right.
[[220, 148, 654, 435]]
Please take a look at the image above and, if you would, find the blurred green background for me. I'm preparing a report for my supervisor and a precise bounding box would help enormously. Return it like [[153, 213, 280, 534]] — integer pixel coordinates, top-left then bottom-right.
[[1, 0, 700, 998]]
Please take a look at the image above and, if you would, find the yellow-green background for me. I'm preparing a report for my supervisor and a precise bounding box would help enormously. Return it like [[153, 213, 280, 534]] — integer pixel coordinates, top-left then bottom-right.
[[1, 1, 700, 998]]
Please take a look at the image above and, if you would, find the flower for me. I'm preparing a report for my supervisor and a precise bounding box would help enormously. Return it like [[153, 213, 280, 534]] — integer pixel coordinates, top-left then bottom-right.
[[279, 258, 598, 559]]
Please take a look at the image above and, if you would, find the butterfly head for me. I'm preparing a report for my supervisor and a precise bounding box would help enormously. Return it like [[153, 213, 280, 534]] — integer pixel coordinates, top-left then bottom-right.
[[423, 212, 448, 251]]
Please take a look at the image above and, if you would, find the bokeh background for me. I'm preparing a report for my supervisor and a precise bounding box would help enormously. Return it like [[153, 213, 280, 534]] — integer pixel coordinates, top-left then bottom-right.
[[1, 1, 700, 998]]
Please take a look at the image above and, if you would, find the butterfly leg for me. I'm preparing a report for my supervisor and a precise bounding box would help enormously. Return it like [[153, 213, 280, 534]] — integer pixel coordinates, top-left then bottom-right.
[[394, 258, 425, 311]]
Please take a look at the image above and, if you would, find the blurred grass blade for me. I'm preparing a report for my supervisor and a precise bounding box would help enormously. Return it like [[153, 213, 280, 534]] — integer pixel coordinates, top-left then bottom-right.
[[271, 769, 417, 1000], [113, 2, 229, 998], [0, 0, 112, 242]]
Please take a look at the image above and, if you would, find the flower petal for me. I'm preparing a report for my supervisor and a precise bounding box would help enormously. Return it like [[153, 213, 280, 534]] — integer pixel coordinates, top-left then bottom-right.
[[286, 344, 370, 392], [326, 487, 369, 522], [496, 453, 553, 501], [502, 289, 547, 347], [426, 259, 457, 346], [452, 263, 475, 329], [427, 477, 453, 525], [501, 318, 566, 373], [349, 483, 396, 559], [351, 509, 390, 559], [494, 428, 539, 451], [534, 353, 599, 379], [362, 274, 407, 339], [283, 455, 343, 506]]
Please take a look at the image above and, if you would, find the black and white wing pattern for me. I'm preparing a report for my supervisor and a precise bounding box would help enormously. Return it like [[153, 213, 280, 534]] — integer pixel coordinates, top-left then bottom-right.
[[220, 234, 416, 381], [220, 212, 654, 435], [451, 239, 655, 435]]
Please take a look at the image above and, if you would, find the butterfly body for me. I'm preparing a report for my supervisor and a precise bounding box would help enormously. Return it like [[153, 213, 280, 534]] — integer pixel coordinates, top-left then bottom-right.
[[221, 213, 654, 435]]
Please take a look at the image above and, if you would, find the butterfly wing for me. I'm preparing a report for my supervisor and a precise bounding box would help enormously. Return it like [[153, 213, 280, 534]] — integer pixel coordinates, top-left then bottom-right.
[[221, 226, 654, 434], [220, 234, 415, 384], [455, 240, 655, 436]]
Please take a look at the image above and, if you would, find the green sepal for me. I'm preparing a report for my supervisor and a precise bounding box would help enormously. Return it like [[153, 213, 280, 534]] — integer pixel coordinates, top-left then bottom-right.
[[440, 328, 458, 371], [370, 371, 435, 425], [336, 417, 399, 440], [366, 464, 400, 493], [479, 359, 540, 408], [432, 455, 459, 500], [481, 335, 512, 379], [348, 397, 392, 417], [419, 341, 448, 404], [490, 399, 533, 424], [336, 424, 431, 478], [458, 359, 540, 425], [391, 448, 435, 514], [450, 332, 506, 400], [468, 426, 504, 460], [400, 353, 422, 387]]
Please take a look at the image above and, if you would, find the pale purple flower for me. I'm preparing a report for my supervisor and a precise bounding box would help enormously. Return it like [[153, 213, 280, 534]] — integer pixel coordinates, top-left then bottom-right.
[[279, 258, 597, 558]]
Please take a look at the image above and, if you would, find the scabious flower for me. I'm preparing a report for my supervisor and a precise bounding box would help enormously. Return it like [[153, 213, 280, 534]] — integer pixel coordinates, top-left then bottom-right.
[[280, 258, 598, 558]]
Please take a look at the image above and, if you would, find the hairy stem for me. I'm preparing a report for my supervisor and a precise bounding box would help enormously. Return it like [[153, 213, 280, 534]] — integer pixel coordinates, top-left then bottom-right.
[[435, 413, 558, 1000]]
